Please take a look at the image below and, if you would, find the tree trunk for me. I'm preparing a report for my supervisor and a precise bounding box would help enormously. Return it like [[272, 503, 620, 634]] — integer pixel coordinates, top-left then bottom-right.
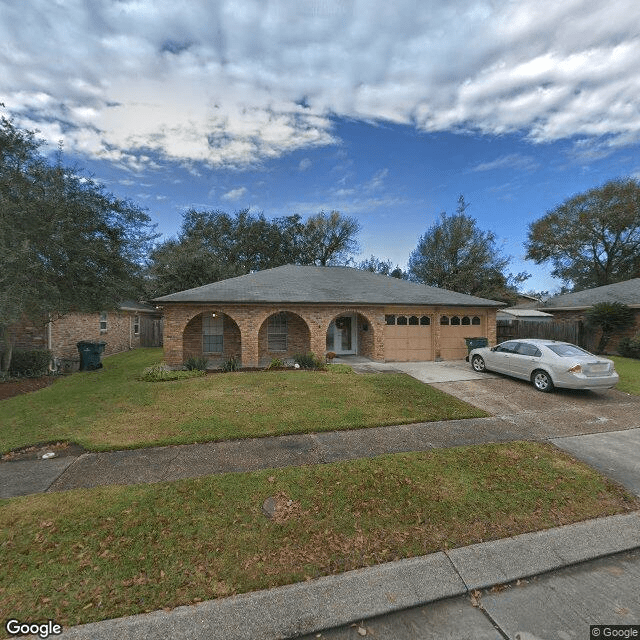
[[0, 325, 14, 374]]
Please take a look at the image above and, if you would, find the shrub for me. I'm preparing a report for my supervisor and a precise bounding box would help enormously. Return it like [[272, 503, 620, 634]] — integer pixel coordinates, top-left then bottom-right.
[[221, 355, 240, 372], [293, 352, 326, 370], [266, 357, 286, 369], [618, 334, 640, 359], [9, 349, 52, 377], [585, 302, 635, 353], [184, 355, 208, 371], [141, 364, 206, 382]]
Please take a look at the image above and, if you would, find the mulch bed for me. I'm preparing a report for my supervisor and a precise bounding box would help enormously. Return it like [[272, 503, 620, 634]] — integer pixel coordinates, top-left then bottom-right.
[[0, 376, 56, 401]]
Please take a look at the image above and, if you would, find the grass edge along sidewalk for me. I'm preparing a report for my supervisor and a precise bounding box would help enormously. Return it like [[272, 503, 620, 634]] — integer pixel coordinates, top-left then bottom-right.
[[2, 441, 639, 635], [0, 348, 487, 454]]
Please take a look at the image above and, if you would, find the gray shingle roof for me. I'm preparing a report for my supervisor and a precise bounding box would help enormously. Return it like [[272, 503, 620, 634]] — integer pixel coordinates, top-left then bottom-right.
[[541, 278, 640, 309], [153, 265, 503, 307]]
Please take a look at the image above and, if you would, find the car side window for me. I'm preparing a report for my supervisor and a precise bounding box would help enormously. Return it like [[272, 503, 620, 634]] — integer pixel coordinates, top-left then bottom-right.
[[516, 343, 541, 357], [496, 342, 518, 353]]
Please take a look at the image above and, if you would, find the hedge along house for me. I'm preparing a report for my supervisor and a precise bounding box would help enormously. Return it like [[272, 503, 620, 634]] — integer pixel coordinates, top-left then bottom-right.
[[153, 265, 502, 369]]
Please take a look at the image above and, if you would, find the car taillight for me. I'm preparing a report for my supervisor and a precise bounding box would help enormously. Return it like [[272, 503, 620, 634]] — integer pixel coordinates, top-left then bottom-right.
[[568, 364, 582, 373]]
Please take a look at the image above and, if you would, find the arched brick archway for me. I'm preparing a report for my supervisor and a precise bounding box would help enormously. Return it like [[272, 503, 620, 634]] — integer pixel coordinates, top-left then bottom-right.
[[182, 310, 242, 367], [325, 310, 377, 359], [257, 310, 312, 367]]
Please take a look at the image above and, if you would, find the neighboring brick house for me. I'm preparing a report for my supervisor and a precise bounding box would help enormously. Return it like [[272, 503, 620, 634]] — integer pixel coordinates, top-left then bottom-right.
[[540, 278, 640, 353], [153, 265, 502, 368], [8, 302, 163, 368]]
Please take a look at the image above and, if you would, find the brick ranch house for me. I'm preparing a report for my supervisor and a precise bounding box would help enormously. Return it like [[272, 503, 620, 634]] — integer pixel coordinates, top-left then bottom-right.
[[539, 277, 640, 353], [153, 265, 503, 369], [8, 301, 162, 368]]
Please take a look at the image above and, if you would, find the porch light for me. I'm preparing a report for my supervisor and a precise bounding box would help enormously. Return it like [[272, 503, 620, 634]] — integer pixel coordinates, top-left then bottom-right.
[[211, 313, 217, 317]]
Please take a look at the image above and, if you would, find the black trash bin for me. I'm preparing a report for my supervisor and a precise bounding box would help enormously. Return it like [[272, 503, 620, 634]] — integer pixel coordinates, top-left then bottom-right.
[[77, 341, 106, 371], [464, 337, 489, 361]]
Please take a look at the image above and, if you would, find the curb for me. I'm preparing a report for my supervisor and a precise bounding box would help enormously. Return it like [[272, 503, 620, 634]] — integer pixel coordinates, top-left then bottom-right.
[[54, 511, 640, 640]]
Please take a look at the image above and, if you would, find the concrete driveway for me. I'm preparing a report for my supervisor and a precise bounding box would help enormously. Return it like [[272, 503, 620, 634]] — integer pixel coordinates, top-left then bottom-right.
[[341, 356, 640, 497]]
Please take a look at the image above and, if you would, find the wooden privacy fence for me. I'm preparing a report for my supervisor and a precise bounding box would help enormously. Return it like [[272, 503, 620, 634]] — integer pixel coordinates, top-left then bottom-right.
[[496, 319, 587, 348], [140, 317, 163, 347]]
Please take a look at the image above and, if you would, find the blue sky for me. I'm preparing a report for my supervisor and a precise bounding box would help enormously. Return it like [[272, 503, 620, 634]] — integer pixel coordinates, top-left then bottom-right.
[[2, 0, 640, 294]]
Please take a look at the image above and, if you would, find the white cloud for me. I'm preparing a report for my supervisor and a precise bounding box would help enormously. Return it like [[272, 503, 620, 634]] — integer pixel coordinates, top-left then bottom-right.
[[2, 0, 640, 169], [221, 186, 248, 201], [471, 154, 539, 173]]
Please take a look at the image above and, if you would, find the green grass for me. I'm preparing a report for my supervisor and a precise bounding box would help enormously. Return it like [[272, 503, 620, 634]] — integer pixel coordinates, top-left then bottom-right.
[[0, 349, 487, 453], [1, 441, 637, 633], [611, 355, 640, 395]]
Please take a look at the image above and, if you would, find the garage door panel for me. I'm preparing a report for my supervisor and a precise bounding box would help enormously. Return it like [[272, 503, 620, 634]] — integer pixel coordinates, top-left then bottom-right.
[[384, 325, 432, 361]]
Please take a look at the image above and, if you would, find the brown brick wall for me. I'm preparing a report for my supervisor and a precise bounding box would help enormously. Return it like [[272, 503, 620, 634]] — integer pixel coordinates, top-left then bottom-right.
[[49, 311, 141, 359], [159, 302, 497, 367], [257, 311, 311, 366], [6, 310, 160, 363], [183, 312, 242, 366]]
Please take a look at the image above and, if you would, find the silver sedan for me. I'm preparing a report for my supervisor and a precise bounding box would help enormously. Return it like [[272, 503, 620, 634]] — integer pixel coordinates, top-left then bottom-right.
[[469, 339, 619, 392]]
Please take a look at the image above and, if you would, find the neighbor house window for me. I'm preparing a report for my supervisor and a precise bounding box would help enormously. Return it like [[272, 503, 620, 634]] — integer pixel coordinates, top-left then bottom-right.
[[462, 316, 471, 325], [385, 315, 396, 325], [420, 316, 430, 325], [99, 312, 108, 333], [133, 315, 140, 335], [440, 315, 449, 325], [203, 314, 224, 354], [396, 315, 408, 325], [409, 315, 419, 325], [451, 316, 461, 325], [472, 316, 481, 325], [268, 313, 288, 351]]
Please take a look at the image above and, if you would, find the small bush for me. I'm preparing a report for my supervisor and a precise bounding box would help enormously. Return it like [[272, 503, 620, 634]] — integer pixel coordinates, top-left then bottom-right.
[[9, 349, 52, 377], [184, 355, 209, 371], [141, 364, 206, 382], [266, 357, 286, 370], [618, 334, 640, 359], [221, 355, 240, 372], [293, 352, 326, 370]]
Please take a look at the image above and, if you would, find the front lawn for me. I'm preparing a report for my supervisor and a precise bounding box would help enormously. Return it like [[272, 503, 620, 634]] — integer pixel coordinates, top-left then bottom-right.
[[1, 441, 637, 633], [611, 355, 640, 395], [0, 349, 487, 453]]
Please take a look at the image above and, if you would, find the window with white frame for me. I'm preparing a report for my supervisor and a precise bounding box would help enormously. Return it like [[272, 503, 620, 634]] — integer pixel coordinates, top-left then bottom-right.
[[99, 312, 108, 333], [133, 315, 140, 335], [202, 314, 224, 354], [268, 313, 288, 351]]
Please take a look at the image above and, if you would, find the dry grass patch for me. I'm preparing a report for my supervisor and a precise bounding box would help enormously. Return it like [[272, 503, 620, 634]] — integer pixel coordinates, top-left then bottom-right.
[[1, 441, 638, 634]]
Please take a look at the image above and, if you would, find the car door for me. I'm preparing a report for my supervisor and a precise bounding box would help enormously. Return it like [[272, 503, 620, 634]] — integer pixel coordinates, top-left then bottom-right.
[[486, 341, 519, 374], [510, 342, 542, 380]]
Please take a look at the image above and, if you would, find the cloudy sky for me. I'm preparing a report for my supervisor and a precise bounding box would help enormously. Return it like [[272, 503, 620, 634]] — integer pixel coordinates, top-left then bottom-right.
[[2, 0, 640, 292]]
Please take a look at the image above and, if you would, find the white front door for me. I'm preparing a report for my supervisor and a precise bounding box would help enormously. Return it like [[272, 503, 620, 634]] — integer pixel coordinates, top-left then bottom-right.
[[327, 314, 357, 355]]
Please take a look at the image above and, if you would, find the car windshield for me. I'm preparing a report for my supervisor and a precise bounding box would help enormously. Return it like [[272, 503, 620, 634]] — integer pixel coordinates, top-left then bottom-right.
[[545, 344, 593, 357]]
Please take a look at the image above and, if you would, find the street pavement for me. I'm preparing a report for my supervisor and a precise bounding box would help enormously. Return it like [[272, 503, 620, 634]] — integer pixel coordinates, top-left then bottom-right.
[[301, 548, 640, 639]]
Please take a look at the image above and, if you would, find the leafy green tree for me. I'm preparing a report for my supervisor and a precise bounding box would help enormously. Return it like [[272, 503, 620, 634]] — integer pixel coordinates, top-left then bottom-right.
[[408, 196, 527, 301], [146, 209, 361, 296], [300, 210, 360, 266], [526, 178, 640, 289], [357, 255, 406, 279], [584, 302, 635, 353], [0, 115, 156, 372]]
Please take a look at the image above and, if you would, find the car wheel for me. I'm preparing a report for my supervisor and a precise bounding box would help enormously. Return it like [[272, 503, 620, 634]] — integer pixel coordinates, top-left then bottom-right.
[[471, 355, 486, 372], [532, 369, 554, 393]]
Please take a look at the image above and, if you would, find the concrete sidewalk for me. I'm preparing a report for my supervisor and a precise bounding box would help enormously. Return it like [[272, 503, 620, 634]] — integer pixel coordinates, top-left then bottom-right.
[[51, 511, 640, 639]]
